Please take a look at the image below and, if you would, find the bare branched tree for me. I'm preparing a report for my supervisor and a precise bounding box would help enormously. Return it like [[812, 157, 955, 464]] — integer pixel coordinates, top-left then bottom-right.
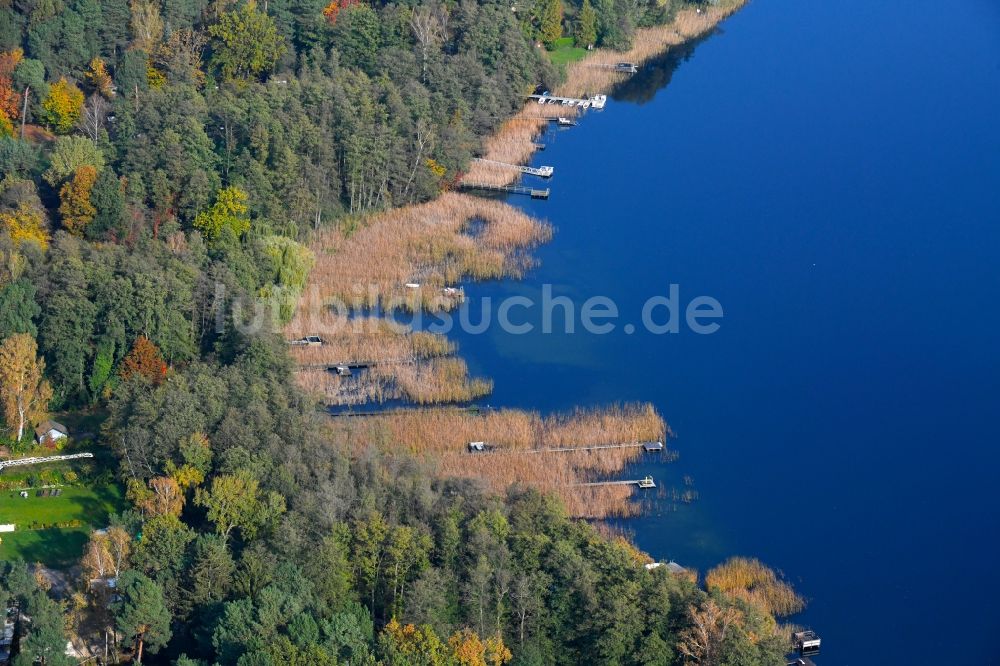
[[677, 600, 742, 665], [411, 3, 448, 83], [78, 94, 110, 141]]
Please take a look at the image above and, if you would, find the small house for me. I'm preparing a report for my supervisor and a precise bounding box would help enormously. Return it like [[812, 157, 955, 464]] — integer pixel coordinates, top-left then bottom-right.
[[34, 421, 68, 447]]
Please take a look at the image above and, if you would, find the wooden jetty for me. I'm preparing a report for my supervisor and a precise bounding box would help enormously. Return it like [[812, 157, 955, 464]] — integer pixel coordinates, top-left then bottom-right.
[[525, 441, 664, 454], [528, 93, 607, 109], [472, 158, 554, 178], [296, 358, 415, 372], [588, 62, 638, 73], [459, 182, 550, 199], [579, 475, 656, 489]]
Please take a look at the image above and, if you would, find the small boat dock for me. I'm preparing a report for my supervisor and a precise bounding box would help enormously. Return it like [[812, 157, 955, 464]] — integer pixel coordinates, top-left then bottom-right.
[[528, 93, 607, 109]]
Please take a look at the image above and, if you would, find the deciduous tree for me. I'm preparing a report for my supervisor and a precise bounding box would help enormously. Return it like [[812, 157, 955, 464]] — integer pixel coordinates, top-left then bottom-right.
[[208, 1, 286, 81], [0, 203, 48, 249], [193, 186, 250, 243], [41, 77, 84, 134], [119, 336, 168, 385], [58, 165, 98, 235], [0, 333, 52, 441], [195, 471, 285, 542]]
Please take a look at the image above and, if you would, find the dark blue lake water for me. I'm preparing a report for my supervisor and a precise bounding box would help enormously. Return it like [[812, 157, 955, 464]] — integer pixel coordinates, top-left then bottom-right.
[[447, 0, 1000, 662]]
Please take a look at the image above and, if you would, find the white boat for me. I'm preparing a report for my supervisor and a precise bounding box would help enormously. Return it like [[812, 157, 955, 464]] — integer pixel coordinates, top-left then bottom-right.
[[557, 117, 576, 126]]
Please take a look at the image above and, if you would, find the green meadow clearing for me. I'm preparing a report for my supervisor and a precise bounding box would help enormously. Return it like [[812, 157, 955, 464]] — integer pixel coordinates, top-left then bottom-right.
[[0, 483, 126, 566]]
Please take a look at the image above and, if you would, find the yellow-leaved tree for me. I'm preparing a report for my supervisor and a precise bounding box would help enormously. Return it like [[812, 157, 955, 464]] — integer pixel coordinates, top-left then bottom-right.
[[42, 77, 84, 133], [0, 203, 49, 249], [58, 165, 98, 235], [0, 333, 53, 442]]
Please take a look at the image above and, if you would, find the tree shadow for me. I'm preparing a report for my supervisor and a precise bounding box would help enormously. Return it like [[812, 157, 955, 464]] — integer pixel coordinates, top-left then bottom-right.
[[609, 29, 717, 105]]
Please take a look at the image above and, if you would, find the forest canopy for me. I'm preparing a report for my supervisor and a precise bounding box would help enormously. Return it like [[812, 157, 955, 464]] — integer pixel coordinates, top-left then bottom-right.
[[0, 0, 792, 664]]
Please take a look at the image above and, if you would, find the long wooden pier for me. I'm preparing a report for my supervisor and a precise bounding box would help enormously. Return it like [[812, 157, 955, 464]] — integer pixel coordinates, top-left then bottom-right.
[[297, 358, 415, 372], [579, 475, 657, 489], [472, 158, 554, 178], [459, 182, 550, 199], [526, 441, 664, 454]]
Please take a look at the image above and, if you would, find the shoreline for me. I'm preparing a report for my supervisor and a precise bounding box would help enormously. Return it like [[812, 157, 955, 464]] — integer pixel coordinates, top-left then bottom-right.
[[286, 0, 748, 518]]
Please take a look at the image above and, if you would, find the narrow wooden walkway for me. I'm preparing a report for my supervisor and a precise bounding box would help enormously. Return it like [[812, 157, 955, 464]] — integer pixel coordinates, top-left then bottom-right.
[[459, 182, 550, 199], [578, 475, 657, 489], [526, 441, 663, 454], [472, 158, 554, 178]]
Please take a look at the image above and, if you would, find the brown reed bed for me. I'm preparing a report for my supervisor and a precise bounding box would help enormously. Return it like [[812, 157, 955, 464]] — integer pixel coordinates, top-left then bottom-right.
[[291, 192, 551, 318], [295, 357, 492, 406], [346, 404, 667, 518], [705, 557, 806, 618], [287, 320, 454, 366], [356, 403, 663, 455]]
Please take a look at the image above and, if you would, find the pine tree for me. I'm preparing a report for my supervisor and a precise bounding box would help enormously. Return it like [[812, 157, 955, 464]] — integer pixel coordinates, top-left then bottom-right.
[[114, 571, 172, 664], [575, 0, 598, 48], [540, 0, 564, 46]]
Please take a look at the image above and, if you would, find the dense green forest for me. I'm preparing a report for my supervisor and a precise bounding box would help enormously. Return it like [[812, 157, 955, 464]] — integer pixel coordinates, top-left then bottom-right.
[[0, 0, 793, 664]]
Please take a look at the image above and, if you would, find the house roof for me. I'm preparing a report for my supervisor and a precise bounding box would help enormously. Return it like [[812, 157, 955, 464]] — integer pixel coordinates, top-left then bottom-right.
[[34, 421, 68, 437]]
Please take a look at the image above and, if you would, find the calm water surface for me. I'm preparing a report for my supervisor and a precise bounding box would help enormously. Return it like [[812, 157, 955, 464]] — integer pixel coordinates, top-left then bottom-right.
[[450, 0, 1000, 663]]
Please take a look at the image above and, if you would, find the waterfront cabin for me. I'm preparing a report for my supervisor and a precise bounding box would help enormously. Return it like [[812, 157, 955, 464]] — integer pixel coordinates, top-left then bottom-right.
[[614, 62, 638, 73], [637, 476, 656, 489], [642, 441, 664, 453], [34, 421, 68, 447], [792, 631, 821, 656], [334, 365, 352, 377]]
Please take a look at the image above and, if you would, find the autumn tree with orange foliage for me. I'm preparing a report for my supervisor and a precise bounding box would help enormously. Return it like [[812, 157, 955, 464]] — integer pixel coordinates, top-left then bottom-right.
[[322, 0, 359, 25], [58, 165, 98, 234], [0, 49, 23, 135], [119, 336, 168, 384], [449, 629, 512, 666]]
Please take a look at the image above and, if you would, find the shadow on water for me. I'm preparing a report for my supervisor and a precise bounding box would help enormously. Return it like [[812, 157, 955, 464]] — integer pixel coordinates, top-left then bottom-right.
[[609, 30, 717, 105]]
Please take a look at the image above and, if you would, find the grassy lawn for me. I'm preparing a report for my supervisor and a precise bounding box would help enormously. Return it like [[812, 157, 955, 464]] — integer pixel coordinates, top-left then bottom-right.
[[548, 37, 588, 66], [0, 483, 126, 566]]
